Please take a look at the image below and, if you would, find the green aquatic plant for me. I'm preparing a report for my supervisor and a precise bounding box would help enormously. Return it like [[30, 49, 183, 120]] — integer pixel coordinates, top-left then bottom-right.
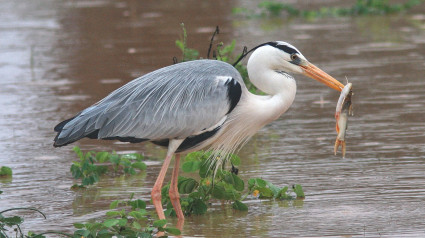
[[234, 0, 424, 18], [0, 204, 72, 238], [160, 152, 305, 217], [0, 166, 12, 177], [0, 190, 179, 238], [258, 1, 299, 17], [70, 147, 147, 188], [73, 193, 180, 238], [175, 23, 199, 62], [69, 147, 304, 217]]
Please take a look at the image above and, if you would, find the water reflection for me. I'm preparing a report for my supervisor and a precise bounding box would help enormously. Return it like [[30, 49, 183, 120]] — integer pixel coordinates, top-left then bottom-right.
[[1, 0, 425, 237]]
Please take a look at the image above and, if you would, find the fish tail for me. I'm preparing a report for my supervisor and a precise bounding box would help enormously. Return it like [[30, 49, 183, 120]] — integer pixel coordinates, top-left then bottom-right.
[[342, 141, 346, 158]]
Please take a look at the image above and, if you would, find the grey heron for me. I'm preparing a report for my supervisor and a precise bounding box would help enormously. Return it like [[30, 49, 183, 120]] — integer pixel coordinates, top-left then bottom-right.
[[53, 41, 344, 222]]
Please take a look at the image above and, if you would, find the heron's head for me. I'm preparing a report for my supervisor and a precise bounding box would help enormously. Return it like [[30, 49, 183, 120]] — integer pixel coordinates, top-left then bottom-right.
[[248, 41, 344, 92]]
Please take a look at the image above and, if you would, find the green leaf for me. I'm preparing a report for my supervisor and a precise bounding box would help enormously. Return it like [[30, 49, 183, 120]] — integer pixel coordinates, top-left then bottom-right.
[[178, 177, 199, 194], [230, 154, 241, 166], [223, 172, 244, 191], [0, 166, 12, 176], [277, 186, 290, 199], [175, 40, 184, 51], [70, 164, 82, 179], [85, 151, 93, 161], [106, 211, 121, 217], [293, 184, 305, 198], [132, 221, 142, 230], [82, 177, 91, 186], [92, 174, 99, 183], [258, 187, 273, 198], [181, 160, 201, 172], [103, 219, 120, 227], [212, 185, 226, 199], [232, 174, 245, 191], [255, 178, 267, 188], [110, 200, 120, 209], [232, 200, 248, 211], [164, 227, 182, 235], [109, 154, 120, 165], [129, 210, 147, 220], [2, 216, 23, 225], [130, 199, 147, 209], [248, 178, 255, 187], [184, 151, 204, 162], [265, 180, 281, 198], [124, 167, 136, 175], [96, 151, 110, 163], [199, 161, 211, 178], [97, 229, 112, 238], [73, 223, 85, 229], [192, 199, 208, 215], [224, 188, 242, 200], [74, 229, 91, 237], [73, 146, 83, 159], [95, 165, 108, 175], [131, 162, 147, 170], [118, 218, 127, 226], [164, 207, 174, 217], [153, 219, 167, 228]]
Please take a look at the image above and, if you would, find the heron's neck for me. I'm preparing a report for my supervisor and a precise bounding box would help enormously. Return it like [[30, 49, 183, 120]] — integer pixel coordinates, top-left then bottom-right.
[[247, 58, 297, 121]]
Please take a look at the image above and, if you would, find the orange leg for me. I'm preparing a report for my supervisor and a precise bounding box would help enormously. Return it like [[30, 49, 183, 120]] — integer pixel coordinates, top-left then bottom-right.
[[169, 154, 184, 220], [151, 153, 174, 220]]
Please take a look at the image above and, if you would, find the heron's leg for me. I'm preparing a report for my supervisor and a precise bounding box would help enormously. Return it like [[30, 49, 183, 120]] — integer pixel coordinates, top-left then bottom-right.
[[151, 153, 174, 220], [151, 139, 183, 221], [169, 154, 184, 220]]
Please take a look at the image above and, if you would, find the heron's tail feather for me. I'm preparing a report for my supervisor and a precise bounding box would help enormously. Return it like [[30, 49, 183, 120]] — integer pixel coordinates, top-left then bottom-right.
[[53, 107, 149, 147], [54, 117, 75, 132], [53, 113, 100, 147]]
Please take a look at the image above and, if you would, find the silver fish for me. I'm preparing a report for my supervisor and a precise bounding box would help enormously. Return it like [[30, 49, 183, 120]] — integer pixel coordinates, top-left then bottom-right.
[[334, 83, 353, 158]]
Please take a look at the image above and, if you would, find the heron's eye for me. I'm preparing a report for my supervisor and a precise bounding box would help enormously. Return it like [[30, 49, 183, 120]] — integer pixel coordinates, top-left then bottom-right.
[[290, 53, 298, 61]]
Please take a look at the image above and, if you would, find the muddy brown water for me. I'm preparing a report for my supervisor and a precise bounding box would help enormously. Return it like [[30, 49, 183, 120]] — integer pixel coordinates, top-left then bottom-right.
[[1, 0, 425, 237]]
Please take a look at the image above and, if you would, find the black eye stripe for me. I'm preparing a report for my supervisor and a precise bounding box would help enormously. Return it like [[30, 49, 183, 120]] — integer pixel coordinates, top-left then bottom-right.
[[266, 42, 299, 55]]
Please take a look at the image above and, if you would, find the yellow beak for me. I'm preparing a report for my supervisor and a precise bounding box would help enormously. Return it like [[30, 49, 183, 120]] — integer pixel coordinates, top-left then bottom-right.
[[301, 62, 344, 92]]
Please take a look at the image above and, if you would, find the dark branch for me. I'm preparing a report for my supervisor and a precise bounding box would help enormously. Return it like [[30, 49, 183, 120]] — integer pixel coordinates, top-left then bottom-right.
[[207, 26, 220, 59]]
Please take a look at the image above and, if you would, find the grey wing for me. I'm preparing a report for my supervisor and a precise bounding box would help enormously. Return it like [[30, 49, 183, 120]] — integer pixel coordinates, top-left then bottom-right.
[[54, 60, 243, 146]]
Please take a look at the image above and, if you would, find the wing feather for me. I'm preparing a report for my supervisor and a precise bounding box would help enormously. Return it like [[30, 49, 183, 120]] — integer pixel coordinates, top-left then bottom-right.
[[54, 60, 244, 146]]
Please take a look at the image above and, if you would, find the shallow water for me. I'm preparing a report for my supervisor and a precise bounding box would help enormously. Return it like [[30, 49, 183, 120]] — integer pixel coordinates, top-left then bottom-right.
[[1, 0, 425, 237]]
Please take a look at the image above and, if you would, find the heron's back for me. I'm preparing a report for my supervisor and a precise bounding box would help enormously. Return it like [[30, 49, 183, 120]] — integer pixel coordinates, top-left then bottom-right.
[[54, 60, 244, 148]]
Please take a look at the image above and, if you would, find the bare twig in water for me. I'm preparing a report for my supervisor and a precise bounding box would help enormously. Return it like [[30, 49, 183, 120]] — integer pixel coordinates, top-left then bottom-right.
[[207, 26, 219, 59]]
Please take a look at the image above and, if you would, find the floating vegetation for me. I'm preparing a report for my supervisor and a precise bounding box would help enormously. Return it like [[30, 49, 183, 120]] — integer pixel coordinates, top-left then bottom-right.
[[1, 148, 304, 237], [0, 166, 12, 177], [0, 200, 71, 238], [72, 193, 180, 238], [69, 148, 304, 217], [70, 146, 147, 188], [161, 151, 305, 217], [233, 0, 424, 18], [0, 190, 179, 238]]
